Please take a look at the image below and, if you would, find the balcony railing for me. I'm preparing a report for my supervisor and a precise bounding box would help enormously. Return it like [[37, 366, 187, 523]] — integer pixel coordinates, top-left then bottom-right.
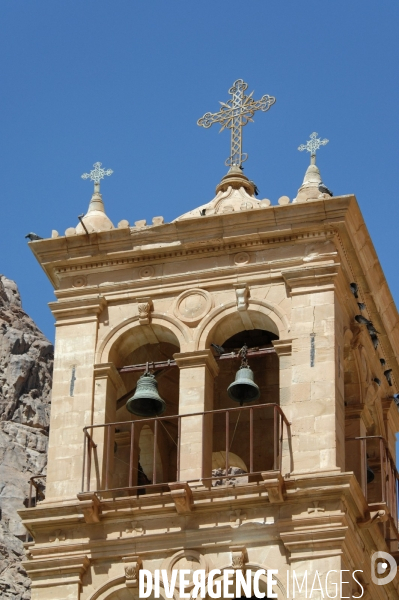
[[81, 403, 290, 497], [27, 475, 46, 508], [347, 435, 399, 531]]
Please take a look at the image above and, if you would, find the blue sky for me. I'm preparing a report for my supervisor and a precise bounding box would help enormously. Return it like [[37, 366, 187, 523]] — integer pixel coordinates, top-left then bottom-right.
[[0, 1, 398, 342]]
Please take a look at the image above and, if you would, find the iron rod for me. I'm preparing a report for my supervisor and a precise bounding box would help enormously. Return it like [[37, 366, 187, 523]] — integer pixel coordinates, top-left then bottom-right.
[[380, 438, 385, 503], [87, 430, 92, 492], [153, 419, 158, 485], [361, 439, 367, 500], [83, 402, 290, 429], [129, 422, 135, 488], [273, 406, 278, 471], [225, 411, 230, 478], [119, 347, 276, 373], [82, 431, 87, 492], [249, 408, 253, 473], [177, 416, 181, 481], [105, 425, 111, 491]]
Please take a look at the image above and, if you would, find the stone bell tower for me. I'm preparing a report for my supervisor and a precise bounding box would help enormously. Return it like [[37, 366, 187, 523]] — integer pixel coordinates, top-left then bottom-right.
[[21, 85, 399, 600]]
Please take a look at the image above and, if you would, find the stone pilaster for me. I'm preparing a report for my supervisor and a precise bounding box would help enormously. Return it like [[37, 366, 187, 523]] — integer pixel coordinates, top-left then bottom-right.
[[174, 350, 219, 482]]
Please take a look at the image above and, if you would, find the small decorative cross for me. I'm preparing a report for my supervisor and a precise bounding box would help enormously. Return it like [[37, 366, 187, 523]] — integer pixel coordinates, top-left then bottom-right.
[[81, 162, 113, 193], [298, 132, 329, 165], [198, 79, 276, 168], [307, 501, 325, 514], [230, 509, 247, 527]]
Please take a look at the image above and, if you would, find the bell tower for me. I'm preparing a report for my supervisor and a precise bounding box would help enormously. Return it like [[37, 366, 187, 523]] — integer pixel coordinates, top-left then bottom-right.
[[21, 84, 399, 600]]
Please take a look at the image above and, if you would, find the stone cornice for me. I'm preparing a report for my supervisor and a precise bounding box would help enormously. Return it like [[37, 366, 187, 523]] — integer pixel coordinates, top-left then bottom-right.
[[51, 229, 335, 281], [20, 472, 367, 537], [49, 295, 107, 323], [280, 524, 348, 561], [282, 263, 340, 295], [22, 555, 89, 588], [29, 197, 351, 288]]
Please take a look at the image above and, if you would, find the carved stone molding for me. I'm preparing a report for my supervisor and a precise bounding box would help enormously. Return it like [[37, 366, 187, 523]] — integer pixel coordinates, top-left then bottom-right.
[[72, 275, 87, 287], [77, 492, 101, 523], [139, 265, 155, 278], [230, 509, 247, 528], [234, 283, 249, 312], [49, 529, 65, 542], [169, 482, 193, 513], [230, 545, 248, 570], [174, 288, 212, 326], [262, 471, 286, 503], [160, 549, 209, 590], [49, 295, 107, 324], [234, 251, 250, 266], [307, 501, 325, 515], [122, 555, 142, 588], [137, 297, 153, 325], [23, 556, 90, 589], [282, 263, 340, 296], [280, 525, 347, 561]]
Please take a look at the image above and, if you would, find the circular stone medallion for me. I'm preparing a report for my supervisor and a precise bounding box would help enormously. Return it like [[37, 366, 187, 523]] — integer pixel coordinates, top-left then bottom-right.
[[72, 275, 87, 287], [234, 251, 250, 266], [139, 265, 155, 279], [174, 289, 212, 326]]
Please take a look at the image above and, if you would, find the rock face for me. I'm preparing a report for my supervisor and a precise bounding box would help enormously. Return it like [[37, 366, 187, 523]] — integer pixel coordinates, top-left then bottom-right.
[[0, 276, 53, 599]]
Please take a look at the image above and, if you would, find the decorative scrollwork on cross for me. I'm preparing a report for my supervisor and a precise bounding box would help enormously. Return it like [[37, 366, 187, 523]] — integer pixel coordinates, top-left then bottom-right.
[[81, 162, 113, 192], [298, 132, 329, 165], [197, 79, 276, 168]]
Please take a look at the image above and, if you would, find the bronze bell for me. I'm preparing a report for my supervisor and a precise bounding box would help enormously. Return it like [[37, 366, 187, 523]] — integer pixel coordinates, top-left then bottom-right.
[[227, 366, 260, 405], [126, 372, 166, 417]]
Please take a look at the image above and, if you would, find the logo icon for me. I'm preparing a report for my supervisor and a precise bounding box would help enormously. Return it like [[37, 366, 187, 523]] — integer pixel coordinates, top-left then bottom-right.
[[371, 551, 397, 585]]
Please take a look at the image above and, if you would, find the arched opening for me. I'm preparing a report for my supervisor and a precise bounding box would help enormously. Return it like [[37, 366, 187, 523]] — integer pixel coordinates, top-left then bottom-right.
[[210, 321, 280, 484], [107, 324, 181, 494]]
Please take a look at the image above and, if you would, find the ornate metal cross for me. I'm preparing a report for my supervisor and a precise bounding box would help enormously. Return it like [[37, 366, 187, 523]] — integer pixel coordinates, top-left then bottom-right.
[[197, 79, 276, 168], [298, 132, 329, 165], [81, 162, 113, 193]]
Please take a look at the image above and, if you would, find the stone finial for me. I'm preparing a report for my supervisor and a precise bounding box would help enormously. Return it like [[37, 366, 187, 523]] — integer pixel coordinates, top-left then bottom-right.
[[295, 132, 332, 203], [293, 163, 323, 203], [75, 190, 115, 234]]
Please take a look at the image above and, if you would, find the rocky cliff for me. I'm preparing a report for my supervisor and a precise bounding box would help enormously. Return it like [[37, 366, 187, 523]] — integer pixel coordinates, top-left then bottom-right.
[[0, 276, 53, 599]]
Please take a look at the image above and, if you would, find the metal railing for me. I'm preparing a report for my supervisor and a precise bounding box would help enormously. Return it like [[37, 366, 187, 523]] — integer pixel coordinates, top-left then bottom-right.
[[27, 475, 47, 508], [81, 403, 290, 496], [347, 435, 399, 530]]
